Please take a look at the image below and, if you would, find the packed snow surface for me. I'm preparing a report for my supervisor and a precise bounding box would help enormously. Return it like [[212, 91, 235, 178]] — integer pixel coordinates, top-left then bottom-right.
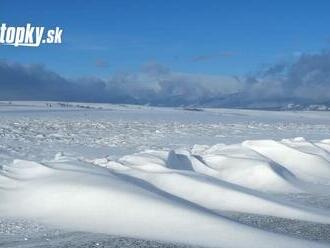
[[1, 101, 330, 247]]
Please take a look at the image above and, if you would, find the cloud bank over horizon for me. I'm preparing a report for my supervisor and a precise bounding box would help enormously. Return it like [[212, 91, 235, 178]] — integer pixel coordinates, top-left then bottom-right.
[[1, 50, 330, 108]]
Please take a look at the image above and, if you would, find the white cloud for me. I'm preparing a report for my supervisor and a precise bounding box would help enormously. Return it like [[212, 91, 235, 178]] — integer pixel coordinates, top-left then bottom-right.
[[1, 51, 330, 108]]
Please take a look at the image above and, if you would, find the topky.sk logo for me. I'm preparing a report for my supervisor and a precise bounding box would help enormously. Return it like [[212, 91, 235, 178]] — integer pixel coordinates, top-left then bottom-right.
[[0, 23, 63, 47]]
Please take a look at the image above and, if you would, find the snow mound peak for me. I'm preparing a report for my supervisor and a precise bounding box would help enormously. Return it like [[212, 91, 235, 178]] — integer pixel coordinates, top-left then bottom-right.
[[1, 138, 330, 248]]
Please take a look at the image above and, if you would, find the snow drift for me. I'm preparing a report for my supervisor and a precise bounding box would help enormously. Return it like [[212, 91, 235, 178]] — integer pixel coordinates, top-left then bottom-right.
[[1, 138, 330, 247]]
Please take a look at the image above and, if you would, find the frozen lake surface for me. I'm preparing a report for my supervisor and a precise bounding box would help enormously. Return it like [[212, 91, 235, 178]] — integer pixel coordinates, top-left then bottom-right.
[[0, 101, 330, 247]]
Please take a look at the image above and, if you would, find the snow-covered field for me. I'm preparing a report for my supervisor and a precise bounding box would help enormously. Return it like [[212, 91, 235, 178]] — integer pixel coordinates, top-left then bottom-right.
[[1, 101, 330, 248]]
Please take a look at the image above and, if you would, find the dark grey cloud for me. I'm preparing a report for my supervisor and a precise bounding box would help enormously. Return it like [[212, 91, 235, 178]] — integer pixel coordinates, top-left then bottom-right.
[[192, 52, 236, 62], [1, 51, 330, 108], [95, 59, 109, 68], [0, 60, 241, 105], [238, 51, 330, 107], [0, 61, 130, 103], [0, 61, 75, 101], [141, 62, 170, 76]]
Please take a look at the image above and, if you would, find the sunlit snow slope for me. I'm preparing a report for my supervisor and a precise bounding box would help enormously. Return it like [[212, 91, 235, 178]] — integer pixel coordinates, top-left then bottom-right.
[[0, 101, 330, 248]]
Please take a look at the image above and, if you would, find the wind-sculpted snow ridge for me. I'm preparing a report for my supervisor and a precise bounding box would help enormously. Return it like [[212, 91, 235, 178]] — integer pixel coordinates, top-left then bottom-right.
[[1, 139, 330, 247]]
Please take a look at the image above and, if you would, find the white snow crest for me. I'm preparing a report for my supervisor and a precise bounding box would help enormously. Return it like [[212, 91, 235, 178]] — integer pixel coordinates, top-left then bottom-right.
[[1, 138, 330, 247]]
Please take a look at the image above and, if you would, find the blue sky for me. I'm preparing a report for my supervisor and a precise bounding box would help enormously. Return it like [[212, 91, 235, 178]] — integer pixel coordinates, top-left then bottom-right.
[[1, 0, 330, 78]]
